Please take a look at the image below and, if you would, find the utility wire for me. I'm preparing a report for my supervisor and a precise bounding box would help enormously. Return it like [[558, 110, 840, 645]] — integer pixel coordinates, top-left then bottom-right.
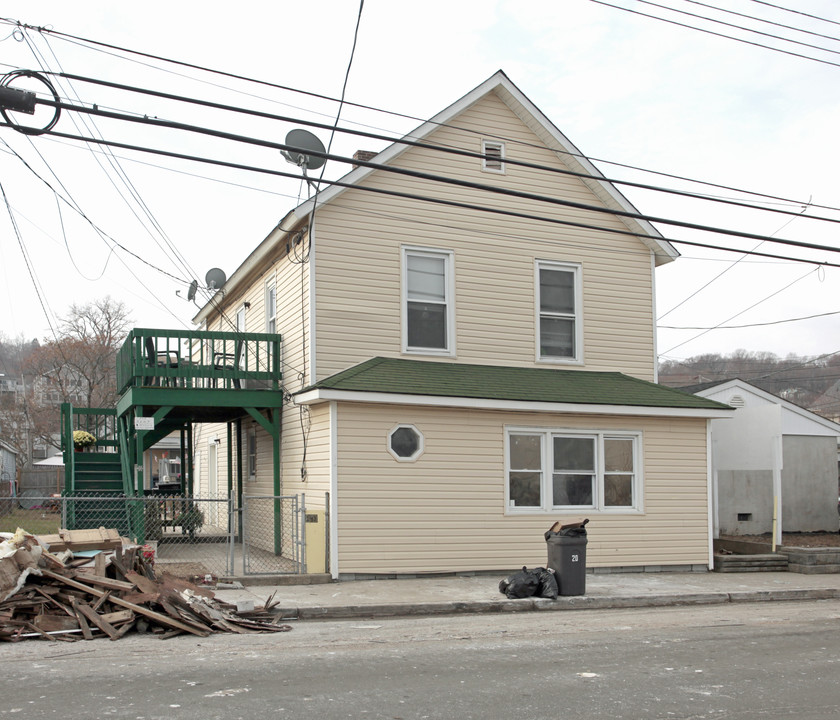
[[4, 18, 836, 215], [17, 123, 840, 268], [660, 267, 818, 356], [658, 198, 812, 321], [589, 0, 840, 69], [634, 0, 840, 57], [46, 70, 840, 227], [659, 308, 840, 330], [19, 98, 840, 257], [682, 0, 840, 43], [747, 0, 840, 29]]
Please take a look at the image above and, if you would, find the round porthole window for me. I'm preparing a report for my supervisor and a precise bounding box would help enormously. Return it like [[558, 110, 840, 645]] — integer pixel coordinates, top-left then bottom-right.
[[388, 424, 424, 462]]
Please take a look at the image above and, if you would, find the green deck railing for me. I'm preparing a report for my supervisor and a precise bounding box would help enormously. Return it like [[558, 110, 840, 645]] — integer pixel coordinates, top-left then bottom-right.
[[117, 328, 282, 394]]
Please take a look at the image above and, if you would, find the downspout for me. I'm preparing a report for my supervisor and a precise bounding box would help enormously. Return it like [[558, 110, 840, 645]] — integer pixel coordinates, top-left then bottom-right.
[[651, 252, 659, 384], [706, 419, 715, 569], [329, 400, 338, 579], [308, 224, 317, 384]]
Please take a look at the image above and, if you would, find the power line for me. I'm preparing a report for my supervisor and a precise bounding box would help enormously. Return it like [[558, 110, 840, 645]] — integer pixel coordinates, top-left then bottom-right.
[[747, 0, 840, 29], [44, 70, 840, 228], [634, 0, 840, 57], [17, 97, 840, 258], [681, 0, 840, 43], [659, 266, 817, 355], [589, 0, 840, 69], [13, 122, 840, 271], [6, 18, 837, 218], [659, 308, 840, 330]]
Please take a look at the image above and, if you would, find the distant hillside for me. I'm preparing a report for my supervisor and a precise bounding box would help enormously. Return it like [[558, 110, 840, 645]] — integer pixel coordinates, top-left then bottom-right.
[[659, 350, 840, 420]]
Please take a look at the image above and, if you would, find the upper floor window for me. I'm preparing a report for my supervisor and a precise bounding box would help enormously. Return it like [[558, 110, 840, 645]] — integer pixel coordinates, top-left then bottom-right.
[[403, 247, 454, 355], [236, 305, 246, 332], [265, 282, 276, 334], [482, 140, 505, 173], [537, 260, 582, 363]]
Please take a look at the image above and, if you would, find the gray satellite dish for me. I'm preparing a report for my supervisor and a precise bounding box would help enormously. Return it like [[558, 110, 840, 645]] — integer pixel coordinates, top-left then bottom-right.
[[186, 279, 198, 302], [205, 268, 227, 290], [281, 129, 326, 171]]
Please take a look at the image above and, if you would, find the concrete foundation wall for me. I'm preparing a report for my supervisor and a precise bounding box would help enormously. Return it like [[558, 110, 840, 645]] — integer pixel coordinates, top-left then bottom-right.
[[718, 435, 839, 535]]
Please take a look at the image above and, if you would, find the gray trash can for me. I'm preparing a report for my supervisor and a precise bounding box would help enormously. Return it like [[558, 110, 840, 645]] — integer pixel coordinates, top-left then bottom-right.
[[545, 526, 588, 596]]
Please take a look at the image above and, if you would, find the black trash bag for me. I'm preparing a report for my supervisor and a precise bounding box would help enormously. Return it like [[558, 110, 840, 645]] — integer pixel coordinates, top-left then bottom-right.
[[535, 567, 558, 599], [498, 566, 541, 599]]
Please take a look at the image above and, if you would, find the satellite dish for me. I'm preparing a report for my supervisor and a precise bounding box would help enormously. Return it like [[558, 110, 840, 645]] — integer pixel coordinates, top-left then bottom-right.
[[186, 280, 198, 302], [205, 268, 227, 290], [281, 129, 326, 171]]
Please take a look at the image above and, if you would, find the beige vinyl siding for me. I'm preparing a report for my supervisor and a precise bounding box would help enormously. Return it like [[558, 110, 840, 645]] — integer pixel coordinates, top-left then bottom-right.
[[334, 402, 709, 574], [313, 91, 656, 382]]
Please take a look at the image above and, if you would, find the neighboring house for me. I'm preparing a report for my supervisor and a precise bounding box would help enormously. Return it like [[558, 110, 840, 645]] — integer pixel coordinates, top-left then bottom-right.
[[682, 378, 840, 540], [193, 71, 731, 578], [809, 378, 840, 424], [0, 439, 17, 489]]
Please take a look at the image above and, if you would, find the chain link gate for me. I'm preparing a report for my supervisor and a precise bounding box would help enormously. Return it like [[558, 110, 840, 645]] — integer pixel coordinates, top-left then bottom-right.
[[241, 494, 306, 575]]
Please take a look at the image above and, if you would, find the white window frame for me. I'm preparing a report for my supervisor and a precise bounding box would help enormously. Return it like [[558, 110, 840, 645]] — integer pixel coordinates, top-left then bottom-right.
[[236, 304, 246, 332], [387, 423, 425, 462], [535, 260, 583, 364], [402, 246, 455, 356], [482, 140, 505, 174], [265, 281, 276, 334], [505, 426, 643, 515]]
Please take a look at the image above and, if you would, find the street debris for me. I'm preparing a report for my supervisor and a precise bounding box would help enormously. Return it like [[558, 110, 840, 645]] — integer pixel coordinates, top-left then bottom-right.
[[1, 527, 292, 642]]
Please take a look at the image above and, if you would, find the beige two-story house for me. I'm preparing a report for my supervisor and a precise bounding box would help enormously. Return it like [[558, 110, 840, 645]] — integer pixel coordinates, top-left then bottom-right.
[[193, 71, 731, 579]]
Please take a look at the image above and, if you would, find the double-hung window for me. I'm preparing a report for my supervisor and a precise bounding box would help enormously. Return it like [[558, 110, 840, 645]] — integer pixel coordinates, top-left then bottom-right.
[[507, 428, 641, 513], [403, 247, 454, 355], [537, 260, 582, 362], [265, 283, 276, 334]]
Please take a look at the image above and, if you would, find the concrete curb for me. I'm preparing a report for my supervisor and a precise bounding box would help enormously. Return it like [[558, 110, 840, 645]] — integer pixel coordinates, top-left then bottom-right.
[[271, 587, 840, 622]]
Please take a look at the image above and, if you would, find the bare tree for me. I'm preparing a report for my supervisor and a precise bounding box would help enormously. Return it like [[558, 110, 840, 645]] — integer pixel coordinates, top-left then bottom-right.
[[8, 297, 134, 463]]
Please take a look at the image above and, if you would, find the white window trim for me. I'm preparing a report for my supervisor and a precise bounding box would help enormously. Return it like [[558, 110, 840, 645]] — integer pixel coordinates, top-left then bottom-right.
[[482, 140, 505, 174], [387, 423, 425, 462], [504, 426, 643, 515], [535, 259, 583, 365], [401, 246, 455, 357], [265, 280, 276, 334], [236, 304, 246, 333]]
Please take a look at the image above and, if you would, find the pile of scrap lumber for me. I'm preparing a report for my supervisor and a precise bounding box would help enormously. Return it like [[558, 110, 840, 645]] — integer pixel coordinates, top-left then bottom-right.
[[1, 528, 291, 643]]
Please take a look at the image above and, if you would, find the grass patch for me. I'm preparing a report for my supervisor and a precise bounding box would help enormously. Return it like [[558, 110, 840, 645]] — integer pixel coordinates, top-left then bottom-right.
[[0, 505, 62, 535]]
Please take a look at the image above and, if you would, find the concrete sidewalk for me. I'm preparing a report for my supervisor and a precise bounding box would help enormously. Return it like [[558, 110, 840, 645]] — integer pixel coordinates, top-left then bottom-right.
[[213, 570, 840, 621]]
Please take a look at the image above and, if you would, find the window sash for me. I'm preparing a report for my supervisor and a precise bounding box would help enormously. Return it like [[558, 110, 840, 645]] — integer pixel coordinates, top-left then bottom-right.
[[537, 262, 580, 361], [266, 284, 276, 334], [403, 248, 453, 353]]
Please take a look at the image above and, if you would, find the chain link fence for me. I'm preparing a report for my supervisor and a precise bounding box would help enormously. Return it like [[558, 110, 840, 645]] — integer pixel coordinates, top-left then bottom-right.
[[0, 491, 315, 579], [241, 495, 304, 575]]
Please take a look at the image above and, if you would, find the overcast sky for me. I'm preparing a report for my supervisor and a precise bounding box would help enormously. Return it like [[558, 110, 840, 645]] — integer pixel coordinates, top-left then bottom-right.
[[1, 0, 839, 365]]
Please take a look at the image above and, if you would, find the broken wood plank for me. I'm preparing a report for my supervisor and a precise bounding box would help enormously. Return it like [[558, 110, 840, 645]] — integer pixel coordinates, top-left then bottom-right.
[[41, 570, 210, 637], [71, 598, 95, 641], [75, 602, 120, 640]]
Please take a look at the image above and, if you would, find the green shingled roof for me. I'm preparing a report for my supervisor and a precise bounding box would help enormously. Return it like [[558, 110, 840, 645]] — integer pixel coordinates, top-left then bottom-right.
[[306, 357, 731, 410]]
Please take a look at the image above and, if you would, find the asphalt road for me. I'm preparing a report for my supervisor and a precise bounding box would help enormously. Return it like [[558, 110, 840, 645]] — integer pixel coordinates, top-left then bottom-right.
[[3, 600, 840, 719]]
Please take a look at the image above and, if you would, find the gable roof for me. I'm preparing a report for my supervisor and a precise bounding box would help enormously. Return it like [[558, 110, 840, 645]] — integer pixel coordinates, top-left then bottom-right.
[[295, 70, 677, 265], [686, 377, 840, 436], [296, 357, 732, 418], [197, 71, 677, 324]]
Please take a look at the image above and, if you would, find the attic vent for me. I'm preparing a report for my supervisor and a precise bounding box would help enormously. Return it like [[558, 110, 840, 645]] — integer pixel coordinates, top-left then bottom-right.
[[729, 394, 746, 408], [482, 140, 505, 173]]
